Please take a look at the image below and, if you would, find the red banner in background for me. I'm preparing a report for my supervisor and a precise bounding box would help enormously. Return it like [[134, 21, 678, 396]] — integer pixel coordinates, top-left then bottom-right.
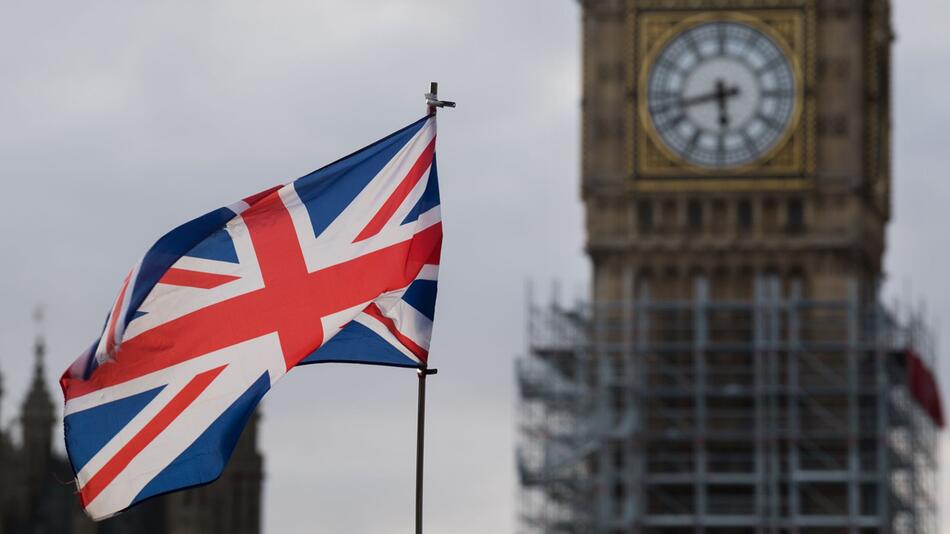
[[904, 349, 945, 428]]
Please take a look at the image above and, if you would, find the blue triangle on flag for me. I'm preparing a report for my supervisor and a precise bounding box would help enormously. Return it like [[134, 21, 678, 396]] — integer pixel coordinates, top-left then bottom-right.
[[65, 385, 166, 473]]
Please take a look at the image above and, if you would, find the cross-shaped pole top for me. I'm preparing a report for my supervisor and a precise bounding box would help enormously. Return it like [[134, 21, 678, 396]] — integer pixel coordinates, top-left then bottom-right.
[[425, 82, 456, 115]]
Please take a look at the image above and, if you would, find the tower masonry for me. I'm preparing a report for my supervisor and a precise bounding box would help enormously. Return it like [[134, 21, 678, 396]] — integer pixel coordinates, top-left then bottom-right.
[[517, 2, 941, 533]]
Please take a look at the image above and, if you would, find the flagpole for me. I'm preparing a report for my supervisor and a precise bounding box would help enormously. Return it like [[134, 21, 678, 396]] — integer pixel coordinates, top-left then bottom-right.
[[416, 81, 453, 534], [416, 81, 452, 534], [415, 366, 437, 534]]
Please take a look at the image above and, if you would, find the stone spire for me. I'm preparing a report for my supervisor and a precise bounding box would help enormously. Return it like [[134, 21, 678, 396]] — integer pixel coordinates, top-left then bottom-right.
[[23, 334, 54, 424], [0, 356, 4, 425], [21, 309, 55, 498], [23, 308, 54, 422]]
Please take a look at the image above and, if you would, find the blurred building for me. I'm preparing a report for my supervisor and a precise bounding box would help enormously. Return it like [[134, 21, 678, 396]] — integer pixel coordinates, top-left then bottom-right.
[[518, 1, 942, 532], [0, 335, 264, 534]]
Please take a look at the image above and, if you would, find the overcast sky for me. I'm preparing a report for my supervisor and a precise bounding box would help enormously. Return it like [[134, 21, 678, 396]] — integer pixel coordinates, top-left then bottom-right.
[[0, 1, 948, 533]]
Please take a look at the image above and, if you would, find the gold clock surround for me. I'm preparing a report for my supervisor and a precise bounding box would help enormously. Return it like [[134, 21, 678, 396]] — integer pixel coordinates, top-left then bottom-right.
[[628, 6, 816, 191]]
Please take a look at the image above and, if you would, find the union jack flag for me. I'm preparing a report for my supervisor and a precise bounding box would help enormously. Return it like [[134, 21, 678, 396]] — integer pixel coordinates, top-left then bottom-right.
[[60, 115, 442, 520]]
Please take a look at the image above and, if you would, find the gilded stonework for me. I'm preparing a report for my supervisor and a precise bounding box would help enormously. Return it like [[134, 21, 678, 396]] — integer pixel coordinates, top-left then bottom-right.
[[625, 3, 816, 190]]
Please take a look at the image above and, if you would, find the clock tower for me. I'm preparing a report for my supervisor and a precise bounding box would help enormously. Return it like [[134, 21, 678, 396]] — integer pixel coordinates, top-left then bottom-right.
[[583, 0, 901, 529], [583, 0, 891, 304], [518, 1, 938, 533]]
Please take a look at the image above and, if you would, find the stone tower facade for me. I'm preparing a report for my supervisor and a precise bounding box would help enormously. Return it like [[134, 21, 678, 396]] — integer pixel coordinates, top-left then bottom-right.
[[21, 337, 56, 511], [0, 334, 264, 534], [518, 1, 940, 533], [580, 0, 892, 306]]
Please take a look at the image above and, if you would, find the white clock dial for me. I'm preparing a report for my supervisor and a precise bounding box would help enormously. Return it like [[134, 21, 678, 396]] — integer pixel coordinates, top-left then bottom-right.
[[645, 20, 797, 169]]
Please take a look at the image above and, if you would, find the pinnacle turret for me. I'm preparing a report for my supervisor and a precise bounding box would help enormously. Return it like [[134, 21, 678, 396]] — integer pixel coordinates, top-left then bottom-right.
[[24, 307, 54, 422], [23, 334, 54, 419], [21, 310, 55, 492], [0, 360, 4, 425]]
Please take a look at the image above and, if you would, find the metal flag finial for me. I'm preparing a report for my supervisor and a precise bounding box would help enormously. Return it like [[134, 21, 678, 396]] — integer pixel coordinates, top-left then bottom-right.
[[425, 81, 456, 114], [33, 305, 45, 328], [32, 305, 47, 372], [33, 304, 46, 351]]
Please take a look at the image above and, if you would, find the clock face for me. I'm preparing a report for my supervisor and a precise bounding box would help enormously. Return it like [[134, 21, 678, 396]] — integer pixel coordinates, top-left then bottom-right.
[[645, 20, 797, 169]]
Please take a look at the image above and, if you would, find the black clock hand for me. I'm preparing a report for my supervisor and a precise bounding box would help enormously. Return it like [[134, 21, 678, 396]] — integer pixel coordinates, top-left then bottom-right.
[[654, 84, 740, 114], [654, 92, 718, 113], [715, 79, 733, 129]]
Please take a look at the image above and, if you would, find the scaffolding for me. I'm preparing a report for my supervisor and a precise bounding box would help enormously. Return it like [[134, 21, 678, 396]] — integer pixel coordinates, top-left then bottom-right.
[[517, 277, 940, 534]]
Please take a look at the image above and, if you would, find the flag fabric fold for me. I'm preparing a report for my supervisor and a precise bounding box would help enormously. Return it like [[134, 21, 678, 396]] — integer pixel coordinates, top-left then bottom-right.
[[60, 115, 442, 520]]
